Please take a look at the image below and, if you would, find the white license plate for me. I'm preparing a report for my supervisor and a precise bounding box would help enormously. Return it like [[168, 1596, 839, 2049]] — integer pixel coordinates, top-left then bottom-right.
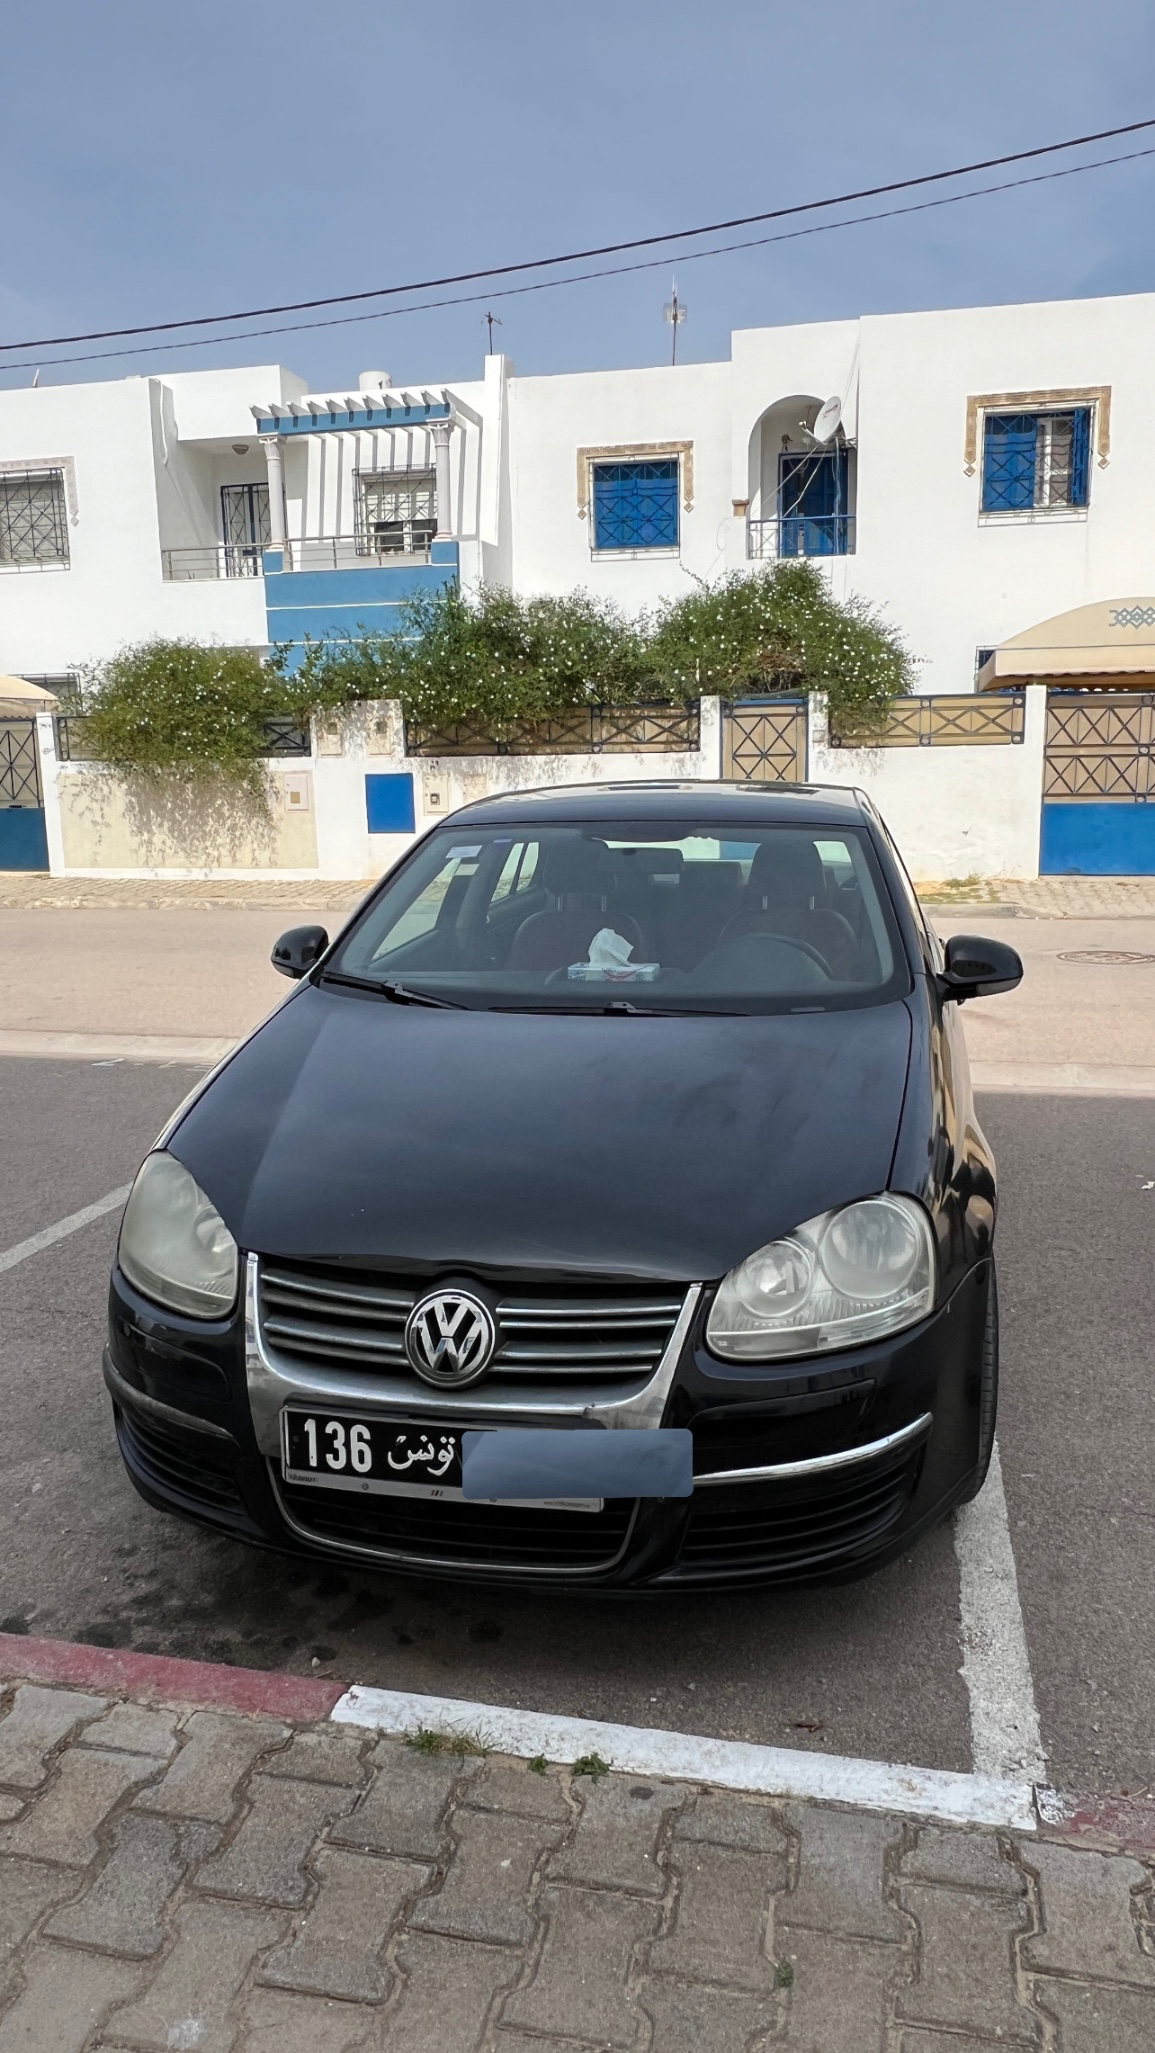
[[280, 1409, 602, 1512]]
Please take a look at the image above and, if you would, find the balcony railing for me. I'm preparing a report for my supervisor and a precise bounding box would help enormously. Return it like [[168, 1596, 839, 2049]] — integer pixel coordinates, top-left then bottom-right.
[[162, 544, 265, 581], [278, 536, 434, 572], [747, 515, 855, 560]]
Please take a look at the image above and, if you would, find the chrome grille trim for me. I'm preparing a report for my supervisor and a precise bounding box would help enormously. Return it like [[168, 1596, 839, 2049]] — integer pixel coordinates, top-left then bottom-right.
[[257, 1259, 684, 1383], [244, 1255, 701, 1457]]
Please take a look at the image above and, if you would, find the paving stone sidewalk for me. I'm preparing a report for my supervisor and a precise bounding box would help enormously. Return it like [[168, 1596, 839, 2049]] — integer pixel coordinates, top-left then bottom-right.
[[1, 1679, 1154, 2051]]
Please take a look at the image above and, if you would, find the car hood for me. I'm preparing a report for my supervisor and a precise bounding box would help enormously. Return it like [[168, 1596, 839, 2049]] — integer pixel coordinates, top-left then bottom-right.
[[169, 985, 913, 1283]]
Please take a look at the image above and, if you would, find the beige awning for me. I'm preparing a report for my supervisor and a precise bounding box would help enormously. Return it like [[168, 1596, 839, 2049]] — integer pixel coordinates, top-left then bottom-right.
[[0, 675, 60, 714], [978, 600, 1155, 690]]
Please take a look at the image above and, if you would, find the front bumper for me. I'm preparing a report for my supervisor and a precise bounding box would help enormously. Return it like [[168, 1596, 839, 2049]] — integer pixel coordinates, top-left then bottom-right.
[[105, 1257, 991, 1590]]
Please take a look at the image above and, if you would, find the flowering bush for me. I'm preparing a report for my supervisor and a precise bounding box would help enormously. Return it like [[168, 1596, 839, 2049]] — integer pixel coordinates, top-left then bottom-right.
[[79, 640, 294, 796], [304, 564, 913, 735], [80, 567, 913, 784]]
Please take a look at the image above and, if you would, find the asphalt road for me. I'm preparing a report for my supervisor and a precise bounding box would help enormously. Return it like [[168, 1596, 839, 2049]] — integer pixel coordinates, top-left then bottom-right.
[[0, 1056, 1151, 1800]]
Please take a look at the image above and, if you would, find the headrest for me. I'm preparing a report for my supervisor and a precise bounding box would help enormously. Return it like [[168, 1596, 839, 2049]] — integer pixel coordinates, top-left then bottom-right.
[[747, 835, 825, 908], [541, 837, 611, 897], [616, 847, 684, 877], [680, 861, 743, 899]]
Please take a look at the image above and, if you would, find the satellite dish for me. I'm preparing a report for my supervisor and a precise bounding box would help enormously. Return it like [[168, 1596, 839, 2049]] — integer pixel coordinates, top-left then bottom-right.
[[810, 396, 842, 444]]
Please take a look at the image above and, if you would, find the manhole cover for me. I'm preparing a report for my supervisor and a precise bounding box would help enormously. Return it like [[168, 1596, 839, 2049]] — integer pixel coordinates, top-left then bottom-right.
[[1058, 949, 1155, 964]]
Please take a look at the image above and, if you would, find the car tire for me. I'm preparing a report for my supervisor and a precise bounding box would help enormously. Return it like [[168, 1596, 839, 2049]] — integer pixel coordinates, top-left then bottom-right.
[[959, 1260, 999, 1503]]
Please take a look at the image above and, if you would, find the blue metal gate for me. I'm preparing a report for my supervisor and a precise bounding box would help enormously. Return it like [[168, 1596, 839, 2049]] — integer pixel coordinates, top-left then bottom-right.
[[1040, 691, 1155, 875], [0, 720, 49, 870]]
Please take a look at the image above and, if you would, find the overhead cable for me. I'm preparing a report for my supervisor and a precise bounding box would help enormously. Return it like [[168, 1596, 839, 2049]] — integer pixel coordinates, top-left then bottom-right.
[[2, 114, 1154, 356]]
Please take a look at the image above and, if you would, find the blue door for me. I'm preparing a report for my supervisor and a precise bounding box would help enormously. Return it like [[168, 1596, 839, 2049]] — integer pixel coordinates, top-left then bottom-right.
[[0, 720, 49, 870], [1041, 691, 1155, 874], [778, 448, 851, 556]]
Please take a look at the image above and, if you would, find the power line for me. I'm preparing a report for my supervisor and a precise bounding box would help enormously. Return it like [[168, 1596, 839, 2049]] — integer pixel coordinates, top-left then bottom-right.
[[3, 143, 1151, 376], [2, 114, 1154, 357]]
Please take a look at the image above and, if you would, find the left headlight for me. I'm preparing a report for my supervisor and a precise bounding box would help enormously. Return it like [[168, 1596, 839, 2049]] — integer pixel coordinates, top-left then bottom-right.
[[706, 1195, 935, 1361], [118, 1151, 239, 1319]]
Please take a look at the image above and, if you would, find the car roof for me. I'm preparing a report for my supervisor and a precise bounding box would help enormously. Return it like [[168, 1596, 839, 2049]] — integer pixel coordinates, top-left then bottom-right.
[[452, 779, 872, 829]]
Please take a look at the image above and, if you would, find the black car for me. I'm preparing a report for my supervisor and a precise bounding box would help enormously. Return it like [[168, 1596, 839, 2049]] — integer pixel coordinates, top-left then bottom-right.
[[105, 781, 1022, 1589]]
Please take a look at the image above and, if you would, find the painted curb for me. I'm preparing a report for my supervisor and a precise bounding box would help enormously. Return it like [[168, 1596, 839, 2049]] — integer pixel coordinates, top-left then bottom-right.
[[332, 1684, 1038, 1832], [0, 1633, 344, 1724], [1036, 1785, 1155, 1858], [0, 1031, 233, 1065], [972, 1059, 1155, 1096]]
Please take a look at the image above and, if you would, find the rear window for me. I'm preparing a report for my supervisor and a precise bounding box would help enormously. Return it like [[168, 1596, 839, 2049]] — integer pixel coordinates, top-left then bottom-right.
[[328, 822, 911, 1014]]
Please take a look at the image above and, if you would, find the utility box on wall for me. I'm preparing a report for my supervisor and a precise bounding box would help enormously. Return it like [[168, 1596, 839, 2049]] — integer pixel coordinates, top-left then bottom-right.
[[365, 773, 416, 834]]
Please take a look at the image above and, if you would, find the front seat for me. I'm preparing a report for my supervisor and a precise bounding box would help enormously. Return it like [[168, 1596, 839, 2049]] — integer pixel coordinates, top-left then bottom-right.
[[719, 837, 860, 979], [507, 839, 646, 971]]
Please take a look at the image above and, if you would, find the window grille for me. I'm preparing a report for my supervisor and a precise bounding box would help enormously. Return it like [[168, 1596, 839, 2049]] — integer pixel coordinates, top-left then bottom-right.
[[981, 410, 1091, 512], [357, 471, 437, 556], [0, 470, 69, 564], [220, 483, 270, 577], [776, 448, 851, 556], [591, 459, 679, 551]]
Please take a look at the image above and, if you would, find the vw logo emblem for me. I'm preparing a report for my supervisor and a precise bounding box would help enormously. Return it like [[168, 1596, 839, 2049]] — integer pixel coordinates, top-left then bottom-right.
[[404, 1289, 496, 1389]]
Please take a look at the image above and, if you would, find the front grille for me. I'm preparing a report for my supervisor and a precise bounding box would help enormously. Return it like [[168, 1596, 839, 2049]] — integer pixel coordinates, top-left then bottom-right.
[[276, 1474, 635, 1572], [117, 1408, 245, 1515], [671, 1445, 923, 1578], [258, 1259, 684, 1386]]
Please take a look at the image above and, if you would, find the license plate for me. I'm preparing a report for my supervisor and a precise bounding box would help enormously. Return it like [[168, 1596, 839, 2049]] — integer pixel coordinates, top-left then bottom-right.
[[280, 1409, 602, 1512]]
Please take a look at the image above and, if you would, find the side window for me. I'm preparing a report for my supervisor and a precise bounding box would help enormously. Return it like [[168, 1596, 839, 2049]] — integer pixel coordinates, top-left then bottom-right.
[[369, 848, 479, 957], [877, 824, 940, 969], [981, 409, 1090, 513], [488, 841, 540, 913]]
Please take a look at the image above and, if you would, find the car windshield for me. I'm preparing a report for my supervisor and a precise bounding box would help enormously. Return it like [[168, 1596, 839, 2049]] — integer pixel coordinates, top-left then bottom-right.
[[327, 821, 911, 1014]]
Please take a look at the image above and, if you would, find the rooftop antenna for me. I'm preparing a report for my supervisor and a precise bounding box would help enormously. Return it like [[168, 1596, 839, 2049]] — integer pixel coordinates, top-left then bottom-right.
[[31, 369, 40, 388], [663, 278, 687, 366], [484, 311, 502, 355]]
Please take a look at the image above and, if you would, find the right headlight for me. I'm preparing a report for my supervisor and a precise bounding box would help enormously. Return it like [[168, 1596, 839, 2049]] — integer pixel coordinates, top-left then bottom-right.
[[118, 1151, 239, 1320], [706, 1194, 935, 1361]]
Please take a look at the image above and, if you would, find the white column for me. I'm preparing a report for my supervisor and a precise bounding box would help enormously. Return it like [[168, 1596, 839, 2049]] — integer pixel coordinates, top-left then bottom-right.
[[260, 435, 287, 549], [432, 420, 455, 538]]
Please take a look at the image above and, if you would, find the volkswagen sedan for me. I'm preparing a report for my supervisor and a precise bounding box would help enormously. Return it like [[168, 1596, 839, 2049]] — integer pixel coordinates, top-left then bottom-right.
[[104, 781, 1022, 1588]]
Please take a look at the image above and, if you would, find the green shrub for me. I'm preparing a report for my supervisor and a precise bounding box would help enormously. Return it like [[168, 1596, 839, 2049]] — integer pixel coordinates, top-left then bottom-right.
[[645, 559, 914, 730], [80, 640, 291, 795]]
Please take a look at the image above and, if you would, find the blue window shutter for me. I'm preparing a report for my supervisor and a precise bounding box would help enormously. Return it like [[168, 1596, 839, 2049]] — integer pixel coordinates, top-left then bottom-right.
[[982, 414, 1037, 511], [1070, 407, 1091, 506], [592, 459, 679, 549]]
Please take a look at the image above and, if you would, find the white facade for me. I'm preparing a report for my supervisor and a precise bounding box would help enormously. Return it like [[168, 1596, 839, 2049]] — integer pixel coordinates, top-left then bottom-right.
[[4, 288, 1155, 879]]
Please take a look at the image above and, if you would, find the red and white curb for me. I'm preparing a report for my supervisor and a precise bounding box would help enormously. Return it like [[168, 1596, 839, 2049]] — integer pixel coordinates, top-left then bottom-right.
[[0, 1629, 1047, 1838], [7, 1632, 1154, 1850], [330, 1683, 1036, 1831]]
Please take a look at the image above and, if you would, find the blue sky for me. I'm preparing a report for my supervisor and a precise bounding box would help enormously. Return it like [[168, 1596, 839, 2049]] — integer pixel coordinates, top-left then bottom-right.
[[3, 0, 1154, 391]]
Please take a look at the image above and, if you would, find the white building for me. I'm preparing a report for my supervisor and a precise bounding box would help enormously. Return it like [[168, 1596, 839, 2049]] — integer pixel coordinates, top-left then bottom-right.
[[3, 290, 1154, 878]]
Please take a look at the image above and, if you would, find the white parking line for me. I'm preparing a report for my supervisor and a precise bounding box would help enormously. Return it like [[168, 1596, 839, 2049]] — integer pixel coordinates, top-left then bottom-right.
[[0, 1186, 132, 1275], [331, 1685, 1037, 1829], [953, 1440, 1046, 1782]]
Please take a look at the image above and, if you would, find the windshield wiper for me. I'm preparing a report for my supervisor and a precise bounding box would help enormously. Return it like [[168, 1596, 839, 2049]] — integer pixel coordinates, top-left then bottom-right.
[[488, 1000, 742, 1017], [321, 971, 465, 1010]]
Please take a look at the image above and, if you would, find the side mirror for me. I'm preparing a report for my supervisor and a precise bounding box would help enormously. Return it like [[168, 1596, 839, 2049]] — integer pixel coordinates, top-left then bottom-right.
[[271, 925, 329, 981], [937, 932, 1023, 1004]]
